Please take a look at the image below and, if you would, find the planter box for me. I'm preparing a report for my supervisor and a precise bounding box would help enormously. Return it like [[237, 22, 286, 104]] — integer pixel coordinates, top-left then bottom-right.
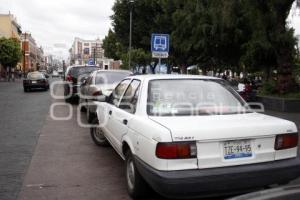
[[256, 96, 300, 112]]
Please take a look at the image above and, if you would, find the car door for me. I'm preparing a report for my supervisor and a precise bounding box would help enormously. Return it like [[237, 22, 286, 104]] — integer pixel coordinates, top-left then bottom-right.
[[105, 79, 141, 153], [103, 79, 131, 151]]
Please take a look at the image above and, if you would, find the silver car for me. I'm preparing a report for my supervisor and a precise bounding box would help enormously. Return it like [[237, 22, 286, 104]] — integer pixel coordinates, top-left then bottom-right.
[[79, 70, 132, 123]]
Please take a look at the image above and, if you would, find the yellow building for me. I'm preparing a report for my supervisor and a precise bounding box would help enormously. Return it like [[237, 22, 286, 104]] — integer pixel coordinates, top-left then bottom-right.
[[0, 13, 22, 40], [0, 13, 22, 75]]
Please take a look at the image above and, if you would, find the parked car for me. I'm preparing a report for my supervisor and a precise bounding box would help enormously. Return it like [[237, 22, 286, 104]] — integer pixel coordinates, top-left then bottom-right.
[[91, 74, 300, 199], [79, 70, 132, 123], [64, 65, 98, 103], [23, 71, 49, 92], [52, 70, 59, 78]]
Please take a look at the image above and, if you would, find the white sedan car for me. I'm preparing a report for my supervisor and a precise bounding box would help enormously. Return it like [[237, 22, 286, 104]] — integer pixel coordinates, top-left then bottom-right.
[[91, 75, 300, 199]]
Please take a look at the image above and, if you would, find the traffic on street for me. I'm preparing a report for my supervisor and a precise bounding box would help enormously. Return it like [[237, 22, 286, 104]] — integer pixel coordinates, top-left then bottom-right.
[[1, 1, 300, 200]]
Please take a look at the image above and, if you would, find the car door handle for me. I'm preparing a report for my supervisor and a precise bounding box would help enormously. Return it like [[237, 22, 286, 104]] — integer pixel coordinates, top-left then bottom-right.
[[109, 110, 112, 115], [123, 119, 128, 125]]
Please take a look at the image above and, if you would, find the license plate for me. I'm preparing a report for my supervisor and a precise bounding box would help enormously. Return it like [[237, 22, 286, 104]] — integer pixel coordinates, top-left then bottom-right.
[[223, 140, 252, 159], [31, 81, 37, 84]]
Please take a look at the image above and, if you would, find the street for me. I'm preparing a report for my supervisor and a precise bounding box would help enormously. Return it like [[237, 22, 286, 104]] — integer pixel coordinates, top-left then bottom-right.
[[0, 79, 51, 200], [0, 79, 300, 200]]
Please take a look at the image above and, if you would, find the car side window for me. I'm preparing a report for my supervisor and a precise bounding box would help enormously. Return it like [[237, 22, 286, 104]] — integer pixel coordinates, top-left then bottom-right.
[[119, 80, 141, 114], [109, 79, 131, 107]]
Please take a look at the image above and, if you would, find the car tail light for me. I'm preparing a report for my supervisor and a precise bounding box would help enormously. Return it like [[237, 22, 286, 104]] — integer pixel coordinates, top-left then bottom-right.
[[66, 75, 72, 82], [92, 90, 102, 96], [156, 142, 197, 159], [275, 133, 298, 150]]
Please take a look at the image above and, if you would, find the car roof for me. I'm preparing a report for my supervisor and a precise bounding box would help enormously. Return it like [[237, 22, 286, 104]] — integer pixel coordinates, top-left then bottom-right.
[[129, 74, 221, 81], [29, 71, 42, 74], [94, 69, 132, 74]]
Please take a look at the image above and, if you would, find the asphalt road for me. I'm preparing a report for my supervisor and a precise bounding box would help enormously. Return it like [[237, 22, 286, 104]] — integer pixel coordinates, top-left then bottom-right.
[[1, 79, 300, 200], [0, 79, 52, 200]]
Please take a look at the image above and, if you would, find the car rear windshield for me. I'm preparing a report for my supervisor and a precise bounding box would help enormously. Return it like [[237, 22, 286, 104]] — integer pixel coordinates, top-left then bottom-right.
[[27, 73, 45, 79], [69, 66, 97, 78], [95, 71, 131, 84], [147, 79, 250, 116]]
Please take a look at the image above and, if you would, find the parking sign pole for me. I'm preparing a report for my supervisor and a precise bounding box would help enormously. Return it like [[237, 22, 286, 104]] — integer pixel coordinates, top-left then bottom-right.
[[158, 58, 161, 74]]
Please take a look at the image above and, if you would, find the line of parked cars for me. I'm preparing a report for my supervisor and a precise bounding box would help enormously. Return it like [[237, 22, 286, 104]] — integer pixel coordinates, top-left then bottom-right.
[[63, 66, 300, 199]]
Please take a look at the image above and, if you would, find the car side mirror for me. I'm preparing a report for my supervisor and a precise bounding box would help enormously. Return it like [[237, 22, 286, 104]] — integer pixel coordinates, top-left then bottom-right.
[[81, 77, 87, 85]]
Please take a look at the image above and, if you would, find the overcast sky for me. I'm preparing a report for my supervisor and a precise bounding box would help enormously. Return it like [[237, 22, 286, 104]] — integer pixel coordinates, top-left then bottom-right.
[[0, 0, 299, 61], [0, 0, 115, 60]]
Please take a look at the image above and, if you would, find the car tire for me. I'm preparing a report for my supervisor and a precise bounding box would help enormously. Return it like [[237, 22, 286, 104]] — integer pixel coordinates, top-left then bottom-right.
[[65, 96, 71, 103], [23, 87, 28, 92], [90, 118, 109, 146], [125, 150, 149, 199], [87, 108, 95, 124], [80, 98, 86, 112]]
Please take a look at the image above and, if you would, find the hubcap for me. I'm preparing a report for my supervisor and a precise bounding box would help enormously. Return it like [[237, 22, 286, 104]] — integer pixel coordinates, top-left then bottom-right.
[[126, 158, 135, 191], [93, 127, 106, 142]]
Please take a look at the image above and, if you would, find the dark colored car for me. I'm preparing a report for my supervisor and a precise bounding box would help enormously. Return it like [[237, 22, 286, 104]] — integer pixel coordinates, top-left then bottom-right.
[[64, 65, 98, 103], [23, 71, 49, 92]]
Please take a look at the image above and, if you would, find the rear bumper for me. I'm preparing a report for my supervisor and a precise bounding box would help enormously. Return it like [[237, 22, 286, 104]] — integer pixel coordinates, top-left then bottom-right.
[[24, 83, 48, 89], [134, 156, 300, 198]]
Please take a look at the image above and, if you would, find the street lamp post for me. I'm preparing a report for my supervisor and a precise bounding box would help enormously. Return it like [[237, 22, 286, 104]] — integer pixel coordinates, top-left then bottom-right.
[[128, 0, 134, 70]]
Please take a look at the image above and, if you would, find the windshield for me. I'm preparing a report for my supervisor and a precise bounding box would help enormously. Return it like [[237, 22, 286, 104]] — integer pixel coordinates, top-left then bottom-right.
[[95, 71, 131, 84], [147, 79, 249, 116], [69, 66, 97, 77], [27, 73, 45, 79]]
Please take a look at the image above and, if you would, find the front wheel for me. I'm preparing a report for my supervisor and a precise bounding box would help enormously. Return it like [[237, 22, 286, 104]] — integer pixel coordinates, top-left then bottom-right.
[[125, 151, 149, 199], [90, 119, 109, 146]]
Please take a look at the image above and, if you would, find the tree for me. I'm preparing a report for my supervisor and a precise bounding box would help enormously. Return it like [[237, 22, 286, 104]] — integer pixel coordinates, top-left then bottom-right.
[[102, 29, 122, 60], [120, 48, 151, 71], [109, 0, 300, 90], [0, 37, 22, 80]]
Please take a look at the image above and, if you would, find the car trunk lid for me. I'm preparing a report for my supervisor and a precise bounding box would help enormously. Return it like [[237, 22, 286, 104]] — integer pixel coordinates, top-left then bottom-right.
[[150, 112, 297, 169]]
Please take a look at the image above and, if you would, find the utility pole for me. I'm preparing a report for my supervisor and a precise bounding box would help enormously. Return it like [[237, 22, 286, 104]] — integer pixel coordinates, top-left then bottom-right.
[[93, 45, 96, 65], [128, 0, 134, 70]]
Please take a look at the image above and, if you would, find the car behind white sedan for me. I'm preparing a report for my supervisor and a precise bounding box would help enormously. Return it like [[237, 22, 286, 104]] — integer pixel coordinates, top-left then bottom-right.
[[91, 75, 300, 199]]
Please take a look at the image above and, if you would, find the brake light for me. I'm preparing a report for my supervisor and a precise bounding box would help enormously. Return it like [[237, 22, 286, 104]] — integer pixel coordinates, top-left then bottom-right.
[[275, 133, 298, 150], [66, 75, 72, 82], [156, 142, 197, 159], [92, 90, 102, 96]]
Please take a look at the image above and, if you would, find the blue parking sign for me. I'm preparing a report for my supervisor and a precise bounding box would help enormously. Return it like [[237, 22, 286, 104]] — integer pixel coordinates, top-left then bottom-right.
[[151, 34, 169, 58]]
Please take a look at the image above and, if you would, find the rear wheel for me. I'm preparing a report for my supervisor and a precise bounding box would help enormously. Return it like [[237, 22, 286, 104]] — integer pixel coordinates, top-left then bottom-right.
[[125, 150, 149, 199], [23, 87, 28, 92], [80, 98, 86, 112], [90, 118, 109, 146], [87, 107, 96, 124]]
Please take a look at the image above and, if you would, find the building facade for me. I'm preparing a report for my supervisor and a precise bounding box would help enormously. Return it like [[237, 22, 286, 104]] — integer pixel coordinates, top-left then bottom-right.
[[21, 33, 44, 72], [69, 37, 121, 70], [0, 13, 22, 39], [69, 37, 104, 65]]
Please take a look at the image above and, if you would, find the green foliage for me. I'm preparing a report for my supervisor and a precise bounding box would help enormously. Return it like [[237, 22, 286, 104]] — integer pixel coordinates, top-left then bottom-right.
[[102, 29, 122, 60], [108, 0, 300, 85], [120, 48, 151, 70], [0, 37, 22, 68], [260, 79, 277, 95]]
